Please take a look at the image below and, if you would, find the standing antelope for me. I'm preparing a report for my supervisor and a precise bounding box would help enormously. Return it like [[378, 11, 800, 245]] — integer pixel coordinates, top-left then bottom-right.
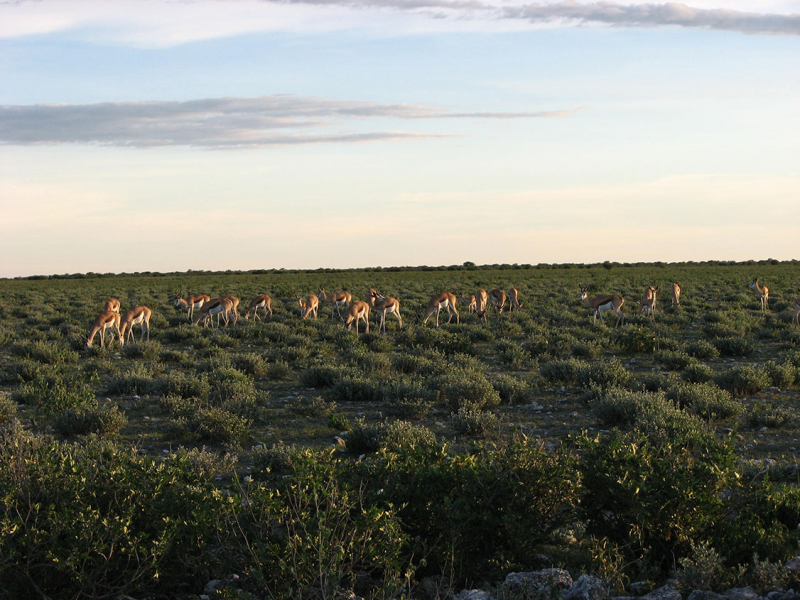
[[299, 295, 319, 320], [368, 289, 403, 334], [476, 289, 488, 314], [244, 294, 273, 320], [318, 288, 352, 320], [793, 298, 800, 327], [192, 297, 233, 328], [87, 310, 121, 348], [345, 301, 370, 333], [105, 298, 121, 313], [508, 287, 522, 311], [119, 306, 152, 346], [174, 293, 211, 322], [580, 287, 625, 328], [671, 283, 681, 306], [489, 288, 507, 313], [223, 295, 241, 325], [460, 293, 478, 314], [749, 279, 769, 312], [639, 286, 657, 320], [423, 292, 459, 327]]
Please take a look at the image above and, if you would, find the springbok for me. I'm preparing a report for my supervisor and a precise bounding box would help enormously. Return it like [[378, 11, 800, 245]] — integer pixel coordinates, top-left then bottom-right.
[[318, 288, 352, 319], [423, 292, 459, 327], [580, 287, 625, 329], [299, 295, 319, 320], [367, 289, 403, 334], [671, 283, 681, 306], [244, 294, 273, 320], [749, 279, 769, 312], [192, 297, 233, 328], [489, 288, 507, 313], [345, 301, 370, 333], [639, 286, 657, 321], [508, 287, 522, 311], [174, 293, 211, 322], [104, 298, 121, 313], [119, 306, 152, 346], [87, 310, 121, 348]]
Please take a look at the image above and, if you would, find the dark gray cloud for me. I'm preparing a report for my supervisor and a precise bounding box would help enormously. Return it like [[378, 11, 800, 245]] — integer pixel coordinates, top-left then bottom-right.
[[0, 95, 575, 149], [270, 0, 800, 36]]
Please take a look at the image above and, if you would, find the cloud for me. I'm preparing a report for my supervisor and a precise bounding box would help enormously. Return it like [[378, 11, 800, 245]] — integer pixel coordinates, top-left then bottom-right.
[[0, 95, 576, 149]]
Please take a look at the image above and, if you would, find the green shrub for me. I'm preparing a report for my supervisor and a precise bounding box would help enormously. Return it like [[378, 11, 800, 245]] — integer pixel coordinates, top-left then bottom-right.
[[571, 340, 602, 358], [346, 419, 436, 455], [744, 403, 794, 429], [494, 339, 529, 368], [232, 353, 268, 377], [15, 371, 95, 412], [492, 374, 532, 405], [684, 339, 720, 360], [327, 413, 351, 432], [665, 382, 742, 420], [576, 358, 631, 390], [0, 395, 17, 424], [452, 406, 499, 437], [614, 325, 659, 354], [53, 403, 127, 437], [287, 396, 336, 418], [391, 352, 435, 375], [105, 362, 159, 396], [714, 337, 754, 356], [12, 340, 78, 365], [0, 358, 47, 384], [655, 350, 697, 371], [435, 369, 501, 412], [174, 405, 252, 445], [539, 358, 586, 386], [266, 359, 292, 380], [716, 365, 771, 397], [121, 340, 162, 360], [590, 388, 673, 427], [300, 364, 347, 388], [156, 370, 211, 399], [329, 377, 381, 403], [764, 361, 797, 389], [682, 362, 715, 384], [0, 426, 224, 598]]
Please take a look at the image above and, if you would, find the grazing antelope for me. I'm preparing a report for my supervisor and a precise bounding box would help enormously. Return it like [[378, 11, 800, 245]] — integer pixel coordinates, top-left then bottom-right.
[[299, 295, 319, 320], [223, 295, 241, 325], [671, 283, 681, 306], [192, 297, 233, 328], [345, 301, 370, 333], [244, 294, 273, 320], [105, 298, 121, 313], [423, 292, 459, 327], [476, 289, 488, 314], [793, 298, 800, 327], [368, 289, 403, 334], [87, 310, 121, 348], [580, 287, 625, 328], [508, 287, 522, 311], [639, 286, 657, 320], [460, 293, 478, 314], [749, 279, 769, 312], [174, 293, 211, 322], [489, 288, 507, 313], [119, 306, 152, 346], [318, 288, 352, 320]]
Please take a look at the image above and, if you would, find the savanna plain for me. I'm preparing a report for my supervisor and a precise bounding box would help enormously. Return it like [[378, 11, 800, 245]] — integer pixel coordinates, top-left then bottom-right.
[[2, 261, 800, 599]]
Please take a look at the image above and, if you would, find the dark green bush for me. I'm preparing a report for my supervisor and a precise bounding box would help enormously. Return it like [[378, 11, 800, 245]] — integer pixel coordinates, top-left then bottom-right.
[[576, 358, 631, 390], [105, 362, 160, 396], [716, 365, 771, 397], [494, 339, 529, 368], [492, 374, 532, 405], [684, 339, 720, 360], [764, 361, 797, 389], [714, 337, 754, 356], [300, 364, 347, 388], [0, 426, 223, 598], [539, 358, 586, 386], [14, 370, 95, 412], [744, 403, 794, 429], [53, 403, 127, 437], [174, 405, 252, 445], [655, 350, 697, 371], [329, 376, 381, 403], [121, 340, 162, 360], [435, 369, 500, 412], [0, 395, 16, 424], [287, 396, 336, 418], [452, 406, 499, 437], [156, 370, 211, 399], [347, 419, 436, 455], [12, 340, 78, 365], [614, 325, 659, 354], [665, 382, 742, 420], [682, 362, 715, 383]]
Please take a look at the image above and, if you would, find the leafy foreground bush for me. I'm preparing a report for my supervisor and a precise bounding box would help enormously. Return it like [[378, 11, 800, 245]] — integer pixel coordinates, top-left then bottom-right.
[[53, 402, 127, 437], [0, 424, 225, 599]]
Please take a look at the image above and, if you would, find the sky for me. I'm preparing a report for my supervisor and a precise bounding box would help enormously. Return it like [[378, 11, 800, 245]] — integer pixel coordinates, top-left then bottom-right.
[[0, 0, 798, 277]]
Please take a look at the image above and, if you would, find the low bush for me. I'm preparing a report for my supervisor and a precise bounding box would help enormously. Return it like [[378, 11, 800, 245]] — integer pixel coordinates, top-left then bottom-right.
[[764, 361, 797, 389], [714, 337, 754, 356], [494, 339, 529, 368], [576, 359, 631, 390], [14, 370, 95, 412], [684, 339, 720, 360], [12, 339, 78, 365], [287, 396, 336, 418], [53, 403, 127, 437], [655, 350, 697, 371], [682, 362, 715, 383], [716, 365, 771, 397], [105, 362, 160, 396], [744, 402, 794, 429], [492, 374, 532, 405], [665, 382, 742, 420], [435, 369, 501, 412], [156, 370, 211, 400], [539, 358, 586, 386], [0, 395, 17, 424], [614, 325, 660, 354], [121, 340, 162, 360], [346, 419, 436, 455], [329, 377, 381, 403], [300, 364, 347, 388], [452, 406, 499, 437], [174, 405, 252, 445]]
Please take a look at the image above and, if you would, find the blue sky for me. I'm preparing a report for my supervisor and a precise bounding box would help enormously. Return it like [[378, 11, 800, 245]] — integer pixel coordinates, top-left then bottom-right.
[[1, 0, 798, 276]]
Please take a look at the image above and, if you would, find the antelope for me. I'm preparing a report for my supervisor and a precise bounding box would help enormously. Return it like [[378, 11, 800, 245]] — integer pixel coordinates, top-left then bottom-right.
[[489, 288, 507, 313], [105, 298, 121, 313], [87, 310, 121, 348], [671, 283, 681, 306], [460, 293, 478, 314], [476, 289, 488, 313], [318, 288, 352, 319], [345, 301, 370, 333], [244, 294, 273, 320], [192, 297, 233, 327], [580, 287, 625, 328], [174, 293, 211, 322], [749, 279, 769, 312], [508, 287, 522, 311], [119, 306, 151, 346], [299, 295, 319, 320], [793, 298, 800, 327], [423, 292, 459, 327], [223, 295, 241, 325], [639, 286, 657, 320], [368, 289, 403, 334]]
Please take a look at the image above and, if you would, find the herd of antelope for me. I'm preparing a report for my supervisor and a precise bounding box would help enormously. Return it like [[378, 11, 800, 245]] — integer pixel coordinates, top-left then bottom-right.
[[86, 279, 800, 348]]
